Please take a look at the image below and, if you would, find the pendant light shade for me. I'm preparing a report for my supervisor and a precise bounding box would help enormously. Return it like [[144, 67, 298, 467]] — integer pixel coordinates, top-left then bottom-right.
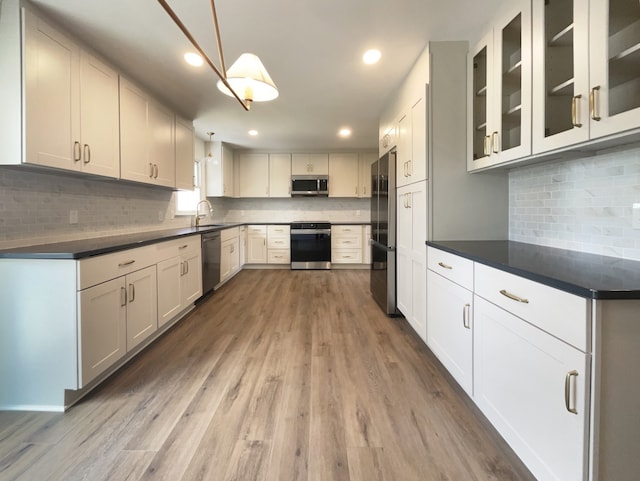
[[216, 53, 279, 108]]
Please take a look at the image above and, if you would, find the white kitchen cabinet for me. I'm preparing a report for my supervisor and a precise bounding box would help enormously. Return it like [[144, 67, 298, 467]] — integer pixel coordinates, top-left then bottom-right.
[[239, 225, 247, 267], [174, 116, 195, 191], [120, 77, 176, 188], [329, 153, 359, 197], [79, 277, 127, 387], [379, 123, 397, 157], [474, 295, 589, 481], [426, 248, 474, 396], [396, 181, 427, 341], [291, 153, 329, 175], [331, 225, 363, 264], [362, 225, 372, 265], [220, 227, 241, 283], [267, 225, 290, 264], [396, 97, 427, 187], [358, 152, 376, 198], [157, 237, 202, 326], [238, 153, 269, 197], [468, 0, 532, 171], [269, 153, 291, 197], [124, 265, 158, 352], [205, 141, 235, 197], [22, 10, 120, 178], [246, 225, 268, 264], [533, 0, 640, 153]]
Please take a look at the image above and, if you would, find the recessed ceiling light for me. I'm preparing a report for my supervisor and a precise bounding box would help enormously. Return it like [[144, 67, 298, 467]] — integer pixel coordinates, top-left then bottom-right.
[[248, 129, 259, 136], [338, 128, 352, 138], [184, 52, 203, 67], [362, 49, 381, 65]]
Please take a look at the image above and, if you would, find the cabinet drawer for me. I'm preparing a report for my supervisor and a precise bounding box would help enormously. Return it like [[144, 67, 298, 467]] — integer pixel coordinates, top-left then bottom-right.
[[153, 235, 201, 260], [267, 225, 290, 236], [248, 225, 267, 235], [332, 225, 362, 237], [268, 249, 290, 264], [78, 244, 156, 290], [474, 263, 589, 351], [332, 235, 361, 248], [268, 236, 290, 249], [221, 226, 239, 242], [332, 249, 362, 264], [427, 247, 474, 291]]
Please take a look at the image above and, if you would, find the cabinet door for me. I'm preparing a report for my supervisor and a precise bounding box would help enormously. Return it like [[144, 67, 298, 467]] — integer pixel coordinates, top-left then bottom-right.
[[149, 101, 175, 188], [358, 152, 376, 198], [269, 153, 291, 197], [426, 270, 473, 395], [474, 296, 589, 481], [181, 250, 202, 305], [119, 78, 151, 184], [329, 153, 359, 197], [396, 113, 411, 187], [396, 186, 413, 319], [175, 117, 195, 190], [220, 239, 232, 281], [157, 256, 182, 326], [24, 10, 80, 171], [79, 50, 120, 178], [79, 277, 127, 386], [468, 30, 494, 170], [532, 0, 590, 153], [228, 237, 240, 273], [589, 0, 640, 139], [291, 153, 329, 175], [247, 234, 267, 263], [492, 0, 532, 164], [410, 97, 427, 182], [239, 153, 269, 197], [125, 266, 158, 351]]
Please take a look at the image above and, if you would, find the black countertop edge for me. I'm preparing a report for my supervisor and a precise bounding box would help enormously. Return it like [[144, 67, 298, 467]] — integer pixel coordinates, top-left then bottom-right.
[[426, 240, 640, 301]]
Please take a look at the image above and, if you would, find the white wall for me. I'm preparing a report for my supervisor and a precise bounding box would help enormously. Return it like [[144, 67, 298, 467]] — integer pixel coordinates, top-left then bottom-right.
[[509, 146, 640, 261]]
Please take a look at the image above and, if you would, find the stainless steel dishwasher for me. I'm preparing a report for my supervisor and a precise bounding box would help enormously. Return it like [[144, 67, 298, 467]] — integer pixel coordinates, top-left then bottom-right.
[[201, 231, 221, 297]]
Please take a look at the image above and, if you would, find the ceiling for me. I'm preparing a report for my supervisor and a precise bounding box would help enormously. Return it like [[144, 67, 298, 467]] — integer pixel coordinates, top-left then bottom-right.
[[29, 0, 501, 151]]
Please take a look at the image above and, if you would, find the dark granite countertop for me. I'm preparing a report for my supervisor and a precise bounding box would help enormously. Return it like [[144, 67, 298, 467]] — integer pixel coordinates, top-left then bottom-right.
[[0, 224, 241, 260], [427, 240, 640, 300]]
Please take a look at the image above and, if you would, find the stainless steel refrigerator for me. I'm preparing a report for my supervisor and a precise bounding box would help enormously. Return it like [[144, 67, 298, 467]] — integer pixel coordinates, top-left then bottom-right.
[[370, 149, 398, 315]]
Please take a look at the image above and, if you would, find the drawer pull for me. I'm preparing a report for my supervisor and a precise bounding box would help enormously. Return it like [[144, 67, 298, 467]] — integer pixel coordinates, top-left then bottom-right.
[[499, 289, 529, 304], [118, 260, 135, 267], [438, 262, 453, 270], [179, 244, 189, 250], [565, 370, 579, 414]]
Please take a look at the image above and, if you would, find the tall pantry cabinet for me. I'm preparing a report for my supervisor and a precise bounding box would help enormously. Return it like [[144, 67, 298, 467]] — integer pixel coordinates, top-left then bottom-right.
[[380, 41, 508, 343]]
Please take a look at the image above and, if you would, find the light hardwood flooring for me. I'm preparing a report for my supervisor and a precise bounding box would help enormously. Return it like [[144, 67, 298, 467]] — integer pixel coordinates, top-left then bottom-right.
[[0, 269, 536, 481]]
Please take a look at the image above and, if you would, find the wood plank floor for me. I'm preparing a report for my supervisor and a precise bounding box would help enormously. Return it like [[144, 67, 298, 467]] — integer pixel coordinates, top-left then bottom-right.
[[0, 270, 536, 481]]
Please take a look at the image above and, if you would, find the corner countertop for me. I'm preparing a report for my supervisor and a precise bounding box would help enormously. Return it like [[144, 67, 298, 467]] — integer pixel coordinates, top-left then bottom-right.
[[427, 240, 640, 300], [0, 224, 241, 260]]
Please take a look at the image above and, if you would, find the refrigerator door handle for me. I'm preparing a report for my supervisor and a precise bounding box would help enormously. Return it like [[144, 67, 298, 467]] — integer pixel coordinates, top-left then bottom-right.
[[371, 240, 395, 252]]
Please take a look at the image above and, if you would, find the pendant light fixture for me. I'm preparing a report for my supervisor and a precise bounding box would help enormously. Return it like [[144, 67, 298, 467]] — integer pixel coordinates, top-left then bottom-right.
[[157, 0, 278, 111]]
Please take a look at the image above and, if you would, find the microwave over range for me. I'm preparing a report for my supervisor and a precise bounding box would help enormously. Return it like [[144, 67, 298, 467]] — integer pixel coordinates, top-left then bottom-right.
[[291, 175, 328, 197]]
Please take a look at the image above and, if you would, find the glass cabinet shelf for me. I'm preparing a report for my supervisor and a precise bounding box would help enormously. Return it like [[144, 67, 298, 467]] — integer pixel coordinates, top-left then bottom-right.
[[549, 23, 574, 46]]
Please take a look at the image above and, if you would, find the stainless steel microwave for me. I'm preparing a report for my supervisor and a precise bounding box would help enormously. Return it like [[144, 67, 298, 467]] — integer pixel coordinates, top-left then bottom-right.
[[291, 175, 329, 196]]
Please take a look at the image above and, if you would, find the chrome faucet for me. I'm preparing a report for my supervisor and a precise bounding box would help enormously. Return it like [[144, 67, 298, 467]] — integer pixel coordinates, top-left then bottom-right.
[[195, 199, 213, 227]]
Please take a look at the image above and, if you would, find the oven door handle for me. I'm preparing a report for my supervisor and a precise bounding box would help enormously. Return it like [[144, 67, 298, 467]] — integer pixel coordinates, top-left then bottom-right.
[[291, 229, 331, 235]]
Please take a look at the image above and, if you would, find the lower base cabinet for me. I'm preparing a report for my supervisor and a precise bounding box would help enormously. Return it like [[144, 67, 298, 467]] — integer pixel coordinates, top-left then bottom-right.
[[474, 296, 589, 481], [221, 227, 241, 282]]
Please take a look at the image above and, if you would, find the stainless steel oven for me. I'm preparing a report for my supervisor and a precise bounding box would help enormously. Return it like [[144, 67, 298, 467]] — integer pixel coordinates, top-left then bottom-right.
[[290, 222, 331, 269]]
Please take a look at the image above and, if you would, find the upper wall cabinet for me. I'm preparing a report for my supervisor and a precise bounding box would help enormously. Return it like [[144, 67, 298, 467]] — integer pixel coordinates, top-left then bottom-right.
[[291, 153, 329, 175], [238, 153, 269, 197], [269, 153, 292, 197], [205, 141, 235, 197], [174, 117, 195, 191], [533, 0, 640, 153], [468, 0, 532, 171], [120, 77, 176, 188], [329, 153, 359, 197], [397, 96, 427, 187], [22, 9, 120, 178]]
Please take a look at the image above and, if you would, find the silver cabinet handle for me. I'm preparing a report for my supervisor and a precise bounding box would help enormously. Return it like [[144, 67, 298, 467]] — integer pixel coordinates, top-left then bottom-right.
[[154, 164, 159, 179], [128, 283, 135, 303], [407, 159, 412, 176], [499, 289, 529, 304], [185, 260, 189, 274], [571, 95, 583, 128], [118, 260, 135, 267], [483, 135, 491, 156], [438, 262, 453, 270], [149, 163, 154, 178], [179, 244, 189, 250], [120, 286, 127, 307], [83, 144, 91, 164], [73, 141, 81, 162], [565, 370, 579, 414], [590, 86, 601, 121], [463, 303, 471, 329]]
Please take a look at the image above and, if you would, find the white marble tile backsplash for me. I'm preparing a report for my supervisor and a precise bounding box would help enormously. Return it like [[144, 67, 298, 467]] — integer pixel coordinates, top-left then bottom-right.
[[509, 146, 640, 260]]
